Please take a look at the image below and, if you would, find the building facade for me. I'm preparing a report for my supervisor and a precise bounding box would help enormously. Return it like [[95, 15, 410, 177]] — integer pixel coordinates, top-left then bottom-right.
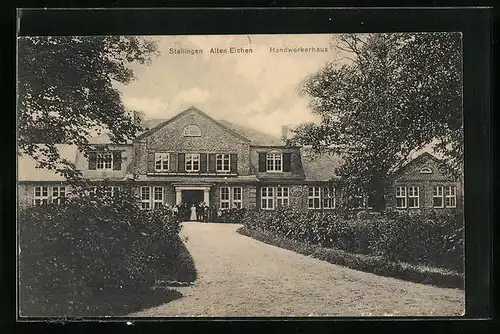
[[18, 107, 462, 213], [386, 152, 463, 213]]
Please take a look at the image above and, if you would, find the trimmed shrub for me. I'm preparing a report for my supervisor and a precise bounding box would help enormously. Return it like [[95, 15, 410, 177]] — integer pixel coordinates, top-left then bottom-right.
[[241, 206, 464, 273], [218, 207, 247, 223], [19, 187, 196, 316]]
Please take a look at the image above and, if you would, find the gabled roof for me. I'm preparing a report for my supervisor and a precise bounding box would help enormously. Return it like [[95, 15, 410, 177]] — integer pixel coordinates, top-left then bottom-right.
[[18, 144, 78, 181], [135, 106, 250, 142], [300, 147, 343, 182], [392, 152, 442, 176]]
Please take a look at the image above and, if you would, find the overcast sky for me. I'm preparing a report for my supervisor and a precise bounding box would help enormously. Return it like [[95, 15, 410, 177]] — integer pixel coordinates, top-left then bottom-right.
[[114, 34, 346, 137]]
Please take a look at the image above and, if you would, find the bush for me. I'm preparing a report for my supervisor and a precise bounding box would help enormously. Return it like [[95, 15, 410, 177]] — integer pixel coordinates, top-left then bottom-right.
[[218, 207, 247, 223], [19, 187, 196, 316], [241, 206, 464, 273]]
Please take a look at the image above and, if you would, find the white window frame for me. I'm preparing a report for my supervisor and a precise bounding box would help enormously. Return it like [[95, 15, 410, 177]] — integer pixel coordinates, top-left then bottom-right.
[[395, 186, 407, 209], [419, 167, 433, 174], [445, 186, 457, 208], [408, 186, 420, 208], [276, 186, 289, 207], [96, 152, 113, 170], [216, 154, 231, 172], [52, 186, 66, 204], [153, 186, 164, 209], [433, 185, 444, 208], [154, 153, 170, 172], [103, 186, 120, 197], [140, 186, 151, 210], [232, 187, 243, 208], [33, 186, 49, 206], [185, 153, 200, 172], [308, 186, 321, 209], [322, 186, 336, 209], [261, 187, 274, 210], [183, 125, 202, 137], [220, 187, 230, 209], [266, 153, 282, 172]]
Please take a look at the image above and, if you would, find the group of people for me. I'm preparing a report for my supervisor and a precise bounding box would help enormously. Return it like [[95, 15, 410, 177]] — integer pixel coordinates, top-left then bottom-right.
[[172, 202, 221, 223]]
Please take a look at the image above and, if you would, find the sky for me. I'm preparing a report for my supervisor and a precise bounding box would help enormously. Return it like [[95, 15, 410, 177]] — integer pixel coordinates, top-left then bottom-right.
[[114, 34, 348, 137]]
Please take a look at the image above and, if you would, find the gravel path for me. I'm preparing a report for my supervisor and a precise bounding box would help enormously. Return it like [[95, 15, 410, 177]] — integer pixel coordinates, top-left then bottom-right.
[[131, 223, 465, 317]]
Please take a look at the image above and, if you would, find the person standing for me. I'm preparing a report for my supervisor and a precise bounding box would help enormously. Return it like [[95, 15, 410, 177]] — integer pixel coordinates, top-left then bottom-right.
[[196, 202, 203, 221], [183, 203, 189, 221], [190, 204, 197, 221], [203, 204, 209, 223], [172, 205, 179, 222]]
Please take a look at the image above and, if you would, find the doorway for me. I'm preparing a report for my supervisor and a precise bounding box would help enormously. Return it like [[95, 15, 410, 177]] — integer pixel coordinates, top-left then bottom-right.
[[182, 190, 204, 207]]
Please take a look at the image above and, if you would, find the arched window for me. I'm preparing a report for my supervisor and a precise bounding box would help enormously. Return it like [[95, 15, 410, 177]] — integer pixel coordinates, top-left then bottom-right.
[[183, 125, 201, 137], [419, 166, 433, 174]]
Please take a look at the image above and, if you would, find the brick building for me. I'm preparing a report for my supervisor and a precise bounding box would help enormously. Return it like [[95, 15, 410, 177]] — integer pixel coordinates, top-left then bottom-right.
[[17, 106, 461, 213], [386, 152, 462, 213]]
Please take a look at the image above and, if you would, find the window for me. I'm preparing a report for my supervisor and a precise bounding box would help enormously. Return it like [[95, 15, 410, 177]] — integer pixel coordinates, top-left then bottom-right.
[[308, 186, 335, 209], [103, 186, 120, 197], [308, 186, 321, 209], [395, 186, 407, 208], [276, 187, 289, 207], [433, 186, 444, 208], [261, 187, 274, 210], [185, 154, 200, 172], [420, 167, 433, 174], [220, 187, 242, 209], [408, 186, 419, 208], [220, 187, 230, 209], [34, 186, 49, 205], [216, 154, 231, 172], [322, 187, 335, 209], [96, 152, 113, 170], [52, 186, 66, 204], [445, 186, 457, 208], [233, 187, 242, 208], [140, 186, 151, 210], [155, 153, 170, 172], [183, 125, 201, 137], [266, 153, 282, 172], [153, 186, 164, 209]]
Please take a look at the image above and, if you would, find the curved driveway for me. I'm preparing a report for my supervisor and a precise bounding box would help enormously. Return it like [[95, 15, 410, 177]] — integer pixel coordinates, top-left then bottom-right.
[[132, 223, 464, 317]]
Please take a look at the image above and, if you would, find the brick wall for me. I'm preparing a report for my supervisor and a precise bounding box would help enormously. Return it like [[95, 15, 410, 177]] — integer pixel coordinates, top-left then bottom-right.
[[137, 110, 251, 176], [387, 154, 462, 211], [18, 182, 71, 209]]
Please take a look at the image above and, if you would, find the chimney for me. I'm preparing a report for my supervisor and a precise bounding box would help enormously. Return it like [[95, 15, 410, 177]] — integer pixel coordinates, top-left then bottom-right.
[[281, 125, 289, 142]]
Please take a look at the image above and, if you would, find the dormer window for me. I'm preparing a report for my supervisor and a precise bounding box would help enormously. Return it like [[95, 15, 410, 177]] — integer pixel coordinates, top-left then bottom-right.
[[266, 153, 283, 172], [183, 125, 201, 137], [419, 167, 433, 174]]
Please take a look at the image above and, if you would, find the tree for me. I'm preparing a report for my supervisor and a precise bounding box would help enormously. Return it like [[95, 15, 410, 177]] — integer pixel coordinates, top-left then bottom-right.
[[293, 33, 463, 210], [17, 36, 159, 180]]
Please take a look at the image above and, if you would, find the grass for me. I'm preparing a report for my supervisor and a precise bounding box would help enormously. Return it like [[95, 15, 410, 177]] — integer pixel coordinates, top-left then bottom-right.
[[237, 226, 464, 289]]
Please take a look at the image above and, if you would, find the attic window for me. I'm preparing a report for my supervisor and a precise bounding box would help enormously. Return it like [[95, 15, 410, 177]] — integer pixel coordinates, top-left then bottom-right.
[[183, 125, 201, 137], [419, 167, 433, 174]]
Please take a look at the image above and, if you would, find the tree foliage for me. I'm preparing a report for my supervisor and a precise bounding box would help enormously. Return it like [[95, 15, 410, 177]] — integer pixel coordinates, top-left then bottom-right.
[[17, 36, 158, 180], [293, 33, 463, 210]]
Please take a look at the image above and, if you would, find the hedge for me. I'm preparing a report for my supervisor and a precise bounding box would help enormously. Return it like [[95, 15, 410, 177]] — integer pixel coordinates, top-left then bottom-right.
[[19, 187, 197, 316], [241, 206, 464, 273]]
